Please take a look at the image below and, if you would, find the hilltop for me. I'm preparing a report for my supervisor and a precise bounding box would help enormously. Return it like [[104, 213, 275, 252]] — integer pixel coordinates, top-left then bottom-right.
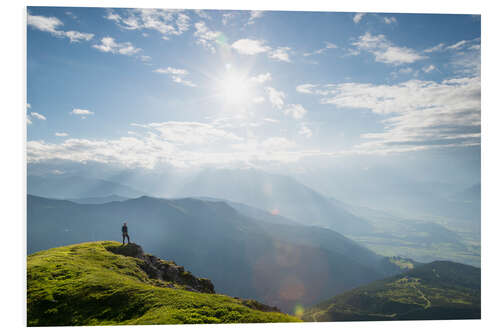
[[27, 241, 300, 326], [303, 261, 480, 321]]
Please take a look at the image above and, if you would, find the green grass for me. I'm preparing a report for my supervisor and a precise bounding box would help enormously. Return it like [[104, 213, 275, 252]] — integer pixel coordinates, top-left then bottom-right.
[[27, 241, 301, 326]]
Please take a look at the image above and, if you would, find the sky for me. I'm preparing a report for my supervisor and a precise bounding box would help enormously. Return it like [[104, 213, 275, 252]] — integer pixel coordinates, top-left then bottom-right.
[[26, 7, 481, 188]]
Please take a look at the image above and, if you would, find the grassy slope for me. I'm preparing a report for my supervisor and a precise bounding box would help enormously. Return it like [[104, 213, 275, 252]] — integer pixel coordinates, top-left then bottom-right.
[[302, 261, 480, 321], [27, 241, 301, 326]]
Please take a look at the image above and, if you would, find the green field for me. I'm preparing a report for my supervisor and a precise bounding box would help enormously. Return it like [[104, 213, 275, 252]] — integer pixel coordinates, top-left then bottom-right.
[[27, 241, 301, 326]]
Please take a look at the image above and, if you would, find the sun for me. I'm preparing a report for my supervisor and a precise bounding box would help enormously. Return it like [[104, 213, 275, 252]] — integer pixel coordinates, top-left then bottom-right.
[[214, 65, 253, 107]]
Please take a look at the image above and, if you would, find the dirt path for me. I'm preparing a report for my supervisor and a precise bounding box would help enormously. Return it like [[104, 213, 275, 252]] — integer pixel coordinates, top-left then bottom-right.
[[413, 285, 431, 309]]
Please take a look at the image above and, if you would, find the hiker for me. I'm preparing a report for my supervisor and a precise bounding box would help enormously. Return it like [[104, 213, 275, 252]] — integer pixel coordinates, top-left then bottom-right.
[[122, 222, 130, 244]]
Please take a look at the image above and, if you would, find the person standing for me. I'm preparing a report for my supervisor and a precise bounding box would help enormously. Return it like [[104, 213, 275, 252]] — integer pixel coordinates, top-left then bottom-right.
[[122, 222, 130, 244]]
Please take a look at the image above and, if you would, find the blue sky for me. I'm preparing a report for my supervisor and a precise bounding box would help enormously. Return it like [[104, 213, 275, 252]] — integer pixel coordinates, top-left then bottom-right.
[[26, 7, 481, 186]]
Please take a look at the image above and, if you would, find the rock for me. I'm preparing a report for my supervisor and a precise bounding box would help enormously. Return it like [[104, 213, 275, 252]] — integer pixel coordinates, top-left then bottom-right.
[[106, 243, 215, 294], [241, 299, 281, 313]]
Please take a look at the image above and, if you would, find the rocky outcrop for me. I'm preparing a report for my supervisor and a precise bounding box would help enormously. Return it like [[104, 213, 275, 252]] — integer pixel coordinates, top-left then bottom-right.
[[240, 299, 281, 313], [106, 243, 215, 294]]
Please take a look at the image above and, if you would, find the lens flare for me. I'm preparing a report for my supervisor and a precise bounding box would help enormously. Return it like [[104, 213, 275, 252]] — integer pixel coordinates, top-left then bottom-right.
[[294, 304, 305, 317]]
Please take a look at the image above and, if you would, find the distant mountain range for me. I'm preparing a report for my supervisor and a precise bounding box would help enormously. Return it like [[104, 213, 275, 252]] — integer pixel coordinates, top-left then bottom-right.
[[68, 194, 129, 204], [27, 175, 144, 199], [27, 194, 402, 313], [303, 261, 480, 321], [338, 200, 480, 267], [295, 168, 480, 225], [178, 169, 374, 236], [28, 171, 480, 267]]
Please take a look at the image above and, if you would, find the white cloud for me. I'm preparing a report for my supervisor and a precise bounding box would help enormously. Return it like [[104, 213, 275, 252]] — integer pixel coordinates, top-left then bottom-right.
[[304, 41, 337, 56], [424, 39, 479, 54], [194, 10, 212, 20], [70, 108, 94, 119], [447, 40, 467, 50], [140, 55, 152, 62], [451, 44, 480, 76], [105, 11, 121, 22], [265, 87, 307, 119], [296, 84, 329, 96], [352, 32, 426, 65], [232, 39, 270, 55], [299, 76, 480, 153], [64, 31, 94, 43], [131, 121, 243, 145], [296, 84, 316, 94], [27, 13, 94, 43], [353, 13, 365, 24], [27, 103, 31, 109], [250, 72, 272, 84], [154, 67, 196, 87], [55, 132, 69, 137], [92, 37, 141, 56], [248, 11, 264, 25], [194, 21, 221, 53], [383, 16, 397, 24], [422, 39, 480, 76], [265, 87, 285, 109], [27, 137, 170, 169], [422, 64, 436, 73], [154, 67, 188, 75], [424, 43, 445, 53], [299, 124, 312, 138], [283, 104, 307, 119], [105, 9, 190, 37], [30, 112, 46, 120], [27, 14, 63, 33], [171, 76, 196, 87], [268, 47, 291, 62], [26, 122, 326, 169], [232, 39, 293, 63]]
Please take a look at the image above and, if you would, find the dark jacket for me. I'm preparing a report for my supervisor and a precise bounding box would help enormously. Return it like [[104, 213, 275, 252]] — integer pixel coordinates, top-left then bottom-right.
[[122, 225, 128, 234]]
